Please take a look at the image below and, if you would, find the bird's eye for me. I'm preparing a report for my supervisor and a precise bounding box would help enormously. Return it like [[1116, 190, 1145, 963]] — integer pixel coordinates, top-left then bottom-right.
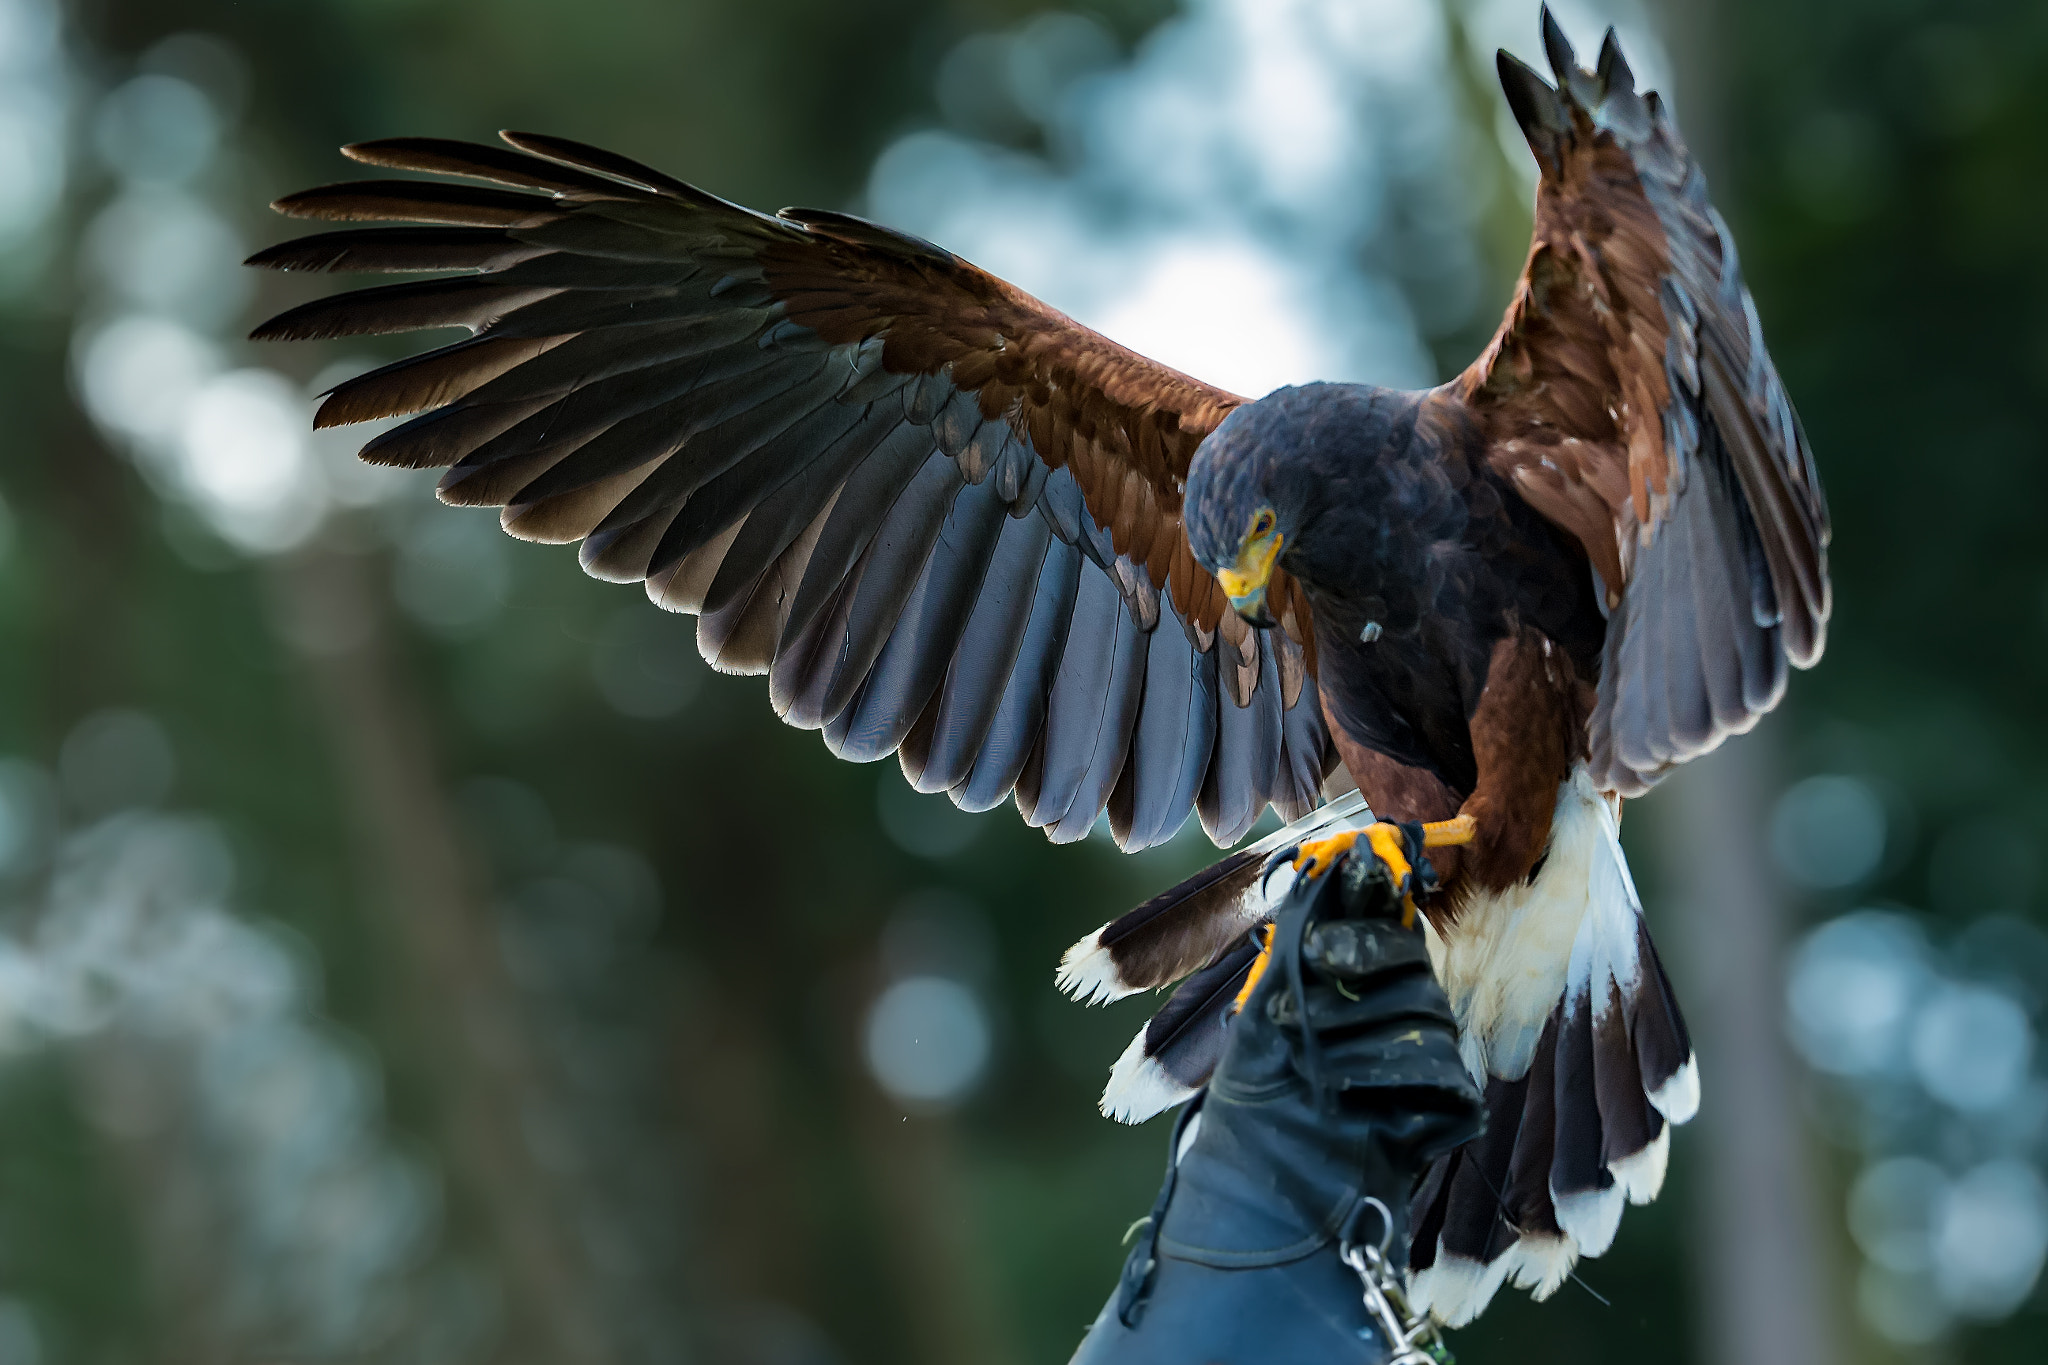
[[1250, 509, 1275, 538]]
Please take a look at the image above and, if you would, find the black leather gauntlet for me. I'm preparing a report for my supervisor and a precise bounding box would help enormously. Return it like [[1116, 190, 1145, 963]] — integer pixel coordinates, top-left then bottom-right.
[[1069, 844, 1484, 1364]]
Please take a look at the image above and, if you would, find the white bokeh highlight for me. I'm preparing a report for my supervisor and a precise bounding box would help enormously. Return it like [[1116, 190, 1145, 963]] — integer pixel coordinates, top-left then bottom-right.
[[864, 975, 992, 1106], [1790, 902, 2048, 1337], [68, 56, 401, 559]]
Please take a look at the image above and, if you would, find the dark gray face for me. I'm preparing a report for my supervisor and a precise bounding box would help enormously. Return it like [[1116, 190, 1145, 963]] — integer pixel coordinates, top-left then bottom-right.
[[1184, 386, 1335, 623]]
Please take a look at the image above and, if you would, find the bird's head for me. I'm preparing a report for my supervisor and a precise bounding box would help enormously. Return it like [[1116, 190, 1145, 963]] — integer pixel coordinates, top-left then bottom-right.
[[1184, 388, 1333, 627]]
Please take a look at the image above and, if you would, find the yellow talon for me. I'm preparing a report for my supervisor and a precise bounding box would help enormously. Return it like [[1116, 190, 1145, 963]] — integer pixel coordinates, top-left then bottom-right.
[[1291, 828, 1363, 880], [1233, 923, 1275, 1012], [1360, 822, 1414, 887], [1252, 817, 1477, 973], [1356, 823, 1422, 927]]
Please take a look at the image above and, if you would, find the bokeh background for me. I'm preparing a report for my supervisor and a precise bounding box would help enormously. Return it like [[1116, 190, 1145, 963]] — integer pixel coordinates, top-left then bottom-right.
[[0, 0, 2042, 1361]]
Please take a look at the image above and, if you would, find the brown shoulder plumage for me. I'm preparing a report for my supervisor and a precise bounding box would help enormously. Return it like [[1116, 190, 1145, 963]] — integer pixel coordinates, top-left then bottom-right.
[[1449, 18, 1830, 793]]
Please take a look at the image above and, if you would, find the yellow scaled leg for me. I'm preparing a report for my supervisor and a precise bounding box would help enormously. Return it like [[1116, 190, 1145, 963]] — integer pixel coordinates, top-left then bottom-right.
[[1421, 814, 1476, 849], [1232, 923, 1275, 1013]]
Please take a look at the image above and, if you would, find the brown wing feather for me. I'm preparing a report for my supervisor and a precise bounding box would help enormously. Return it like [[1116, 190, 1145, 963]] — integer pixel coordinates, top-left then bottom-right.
[[248, 131, 1331, 846], [751, 210, 1281, 640], [1454, 23, 1831, 793]]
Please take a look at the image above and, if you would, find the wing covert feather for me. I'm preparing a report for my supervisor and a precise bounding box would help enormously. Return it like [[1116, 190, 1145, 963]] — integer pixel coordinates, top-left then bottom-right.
[[250, 132, 1331, 847], [1458, 20, 1829, 794]]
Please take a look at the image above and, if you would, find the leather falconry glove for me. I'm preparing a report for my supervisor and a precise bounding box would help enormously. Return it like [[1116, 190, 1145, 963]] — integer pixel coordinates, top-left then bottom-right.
[[1070, 833, 1485, 1364]]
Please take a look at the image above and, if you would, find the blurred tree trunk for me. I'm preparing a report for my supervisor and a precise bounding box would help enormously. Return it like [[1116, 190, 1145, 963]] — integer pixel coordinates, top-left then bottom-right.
[[849, 1079, 1022, 1365], [1651, 9, 1845, 1365], [268, 537, 618, 1365], [1653, 738, 1842, 1365]]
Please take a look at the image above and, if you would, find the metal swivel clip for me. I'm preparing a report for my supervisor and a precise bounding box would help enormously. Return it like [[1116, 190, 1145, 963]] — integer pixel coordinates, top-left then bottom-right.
[[1339, 1197, 1454, 1365]]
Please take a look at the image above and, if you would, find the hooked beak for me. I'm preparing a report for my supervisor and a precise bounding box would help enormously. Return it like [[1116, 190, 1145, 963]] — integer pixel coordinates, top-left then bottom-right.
[[1216, 533, 1282, 628]]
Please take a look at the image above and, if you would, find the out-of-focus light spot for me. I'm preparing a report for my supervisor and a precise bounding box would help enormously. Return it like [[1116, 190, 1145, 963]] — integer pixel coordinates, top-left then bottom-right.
[[1848, 1156, 1947, 1274], [935, 33, 1038, 143], [138, 32, 250, 127], [76, 314, 220, 444], [0, 1298, 40, 1365], [0, 0, 59, 68], [392, 511, 510, 636], [0, 761, 53, 879], [1953, 913, 2048, 1012], [0, 0, 66, 255], [866, 132, 1097, 311], [870, 0, 1449, 411], [58, 710, 175, 817], [83, 187, 249, 327], [204, 1018, 369, 1152], [14, 813, 444, 1346], [1769, 774, 1886, 890], [178, 368, 324, 553], [1786, 911, 1927, 1076], [1004, 12, 1117, 123], [1857, 1262, 1949, 1346], [591, 606, 701, 719], [93, 73, 218, 184], [1932, 1161, 2048, 1318], [876, 775, 980, 861], [864, 975, 990, 1106], [0, 94, 65, 244], [1089, 237, 1347, 399], [1910, 984, 2033, 1113], [1218, 9, 1351, 210]]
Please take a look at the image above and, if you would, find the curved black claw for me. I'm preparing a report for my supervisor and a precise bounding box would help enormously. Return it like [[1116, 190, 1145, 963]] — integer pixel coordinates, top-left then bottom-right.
[[1258, 842, 1303, 897]]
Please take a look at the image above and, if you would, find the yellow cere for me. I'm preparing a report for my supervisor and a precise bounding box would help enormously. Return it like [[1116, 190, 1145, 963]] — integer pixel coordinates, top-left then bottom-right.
[[1217, 526, 1282, 600]]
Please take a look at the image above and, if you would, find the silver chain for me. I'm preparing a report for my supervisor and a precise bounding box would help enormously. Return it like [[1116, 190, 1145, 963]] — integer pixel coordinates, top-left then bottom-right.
[[1339, 1197, 1454, 1365]]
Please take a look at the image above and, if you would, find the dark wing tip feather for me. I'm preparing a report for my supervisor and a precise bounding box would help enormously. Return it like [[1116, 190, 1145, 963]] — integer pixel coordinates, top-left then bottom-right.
[[269, 179, 560, 227], [495, 130, 738, 212], [1538, 6, 1604, 110], [342, 135, 626, 198], [1496, 51, 1567, 160], [244, 226, 533, 276], [1595, 27, 1634, 97], [1539, 5, 1577, 88]]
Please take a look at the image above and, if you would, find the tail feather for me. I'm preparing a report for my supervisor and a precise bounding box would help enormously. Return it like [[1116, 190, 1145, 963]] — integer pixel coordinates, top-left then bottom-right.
[[1055, 790, 1367, 1005], [1592, 978, 1662, 1180], [1549, 988, 1623, 1255], [1411, 765, 1697, 1325], [1634, 928, 1699, 1121], [1099, 935, 1262, 1123]]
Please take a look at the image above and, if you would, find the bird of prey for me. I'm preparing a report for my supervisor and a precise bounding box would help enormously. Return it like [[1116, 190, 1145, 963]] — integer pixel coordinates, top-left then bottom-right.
[[249, 9, 1827, 1328]]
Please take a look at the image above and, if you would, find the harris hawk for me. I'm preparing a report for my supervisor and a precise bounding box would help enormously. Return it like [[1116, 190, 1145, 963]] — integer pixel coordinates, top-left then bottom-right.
[[248, 10, 1828, 1327]]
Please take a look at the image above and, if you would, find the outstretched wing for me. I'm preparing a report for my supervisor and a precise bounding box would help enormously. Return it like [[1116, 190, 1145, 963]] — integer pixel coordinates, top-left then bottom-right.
[[249, 132, 1331, 847], [1455, 15, 1830, 796]]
